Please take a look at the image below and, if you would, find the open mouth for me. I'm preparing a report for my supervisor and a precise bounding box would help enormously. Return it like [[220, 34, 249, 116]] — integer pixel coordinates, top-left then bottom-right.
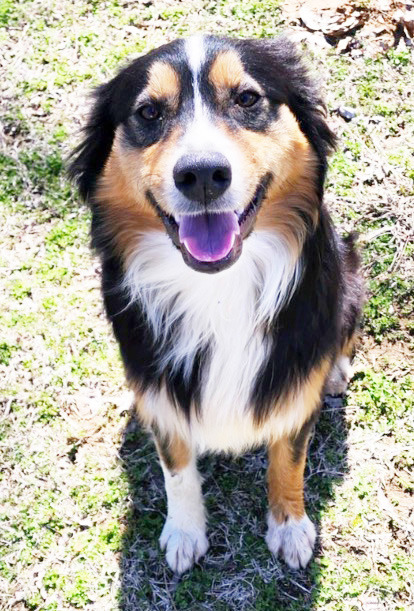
[[146, 173, 272, 273]]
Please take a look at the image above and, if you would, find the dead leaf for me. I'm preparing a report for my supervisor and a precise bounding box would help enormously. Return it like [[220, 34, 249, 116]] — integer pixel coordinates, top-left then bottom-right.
[[299, 5, 364, 37], [299, 6, 324, 31]]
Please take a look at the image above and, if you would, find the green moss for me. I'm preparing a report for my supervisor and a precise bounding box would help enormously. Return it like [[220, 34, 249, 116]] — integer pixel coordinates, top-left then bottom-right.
[[328, 151, 358, 196], [0, 341, 18, 365], [0, 0, 22, 25], [350, 371, 413, 429], [33, 394, 60, 423], [64, 570, 94, 607], [0, 154, 25, 203], [43, 568, 66, 591], [387, 48, 411, 67]]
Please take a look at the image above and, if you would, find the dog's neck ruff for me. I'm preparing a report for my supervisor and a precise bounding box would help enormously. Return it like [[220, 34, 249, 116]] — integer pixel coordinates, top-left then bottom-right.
[[123, 229, 301, 414]]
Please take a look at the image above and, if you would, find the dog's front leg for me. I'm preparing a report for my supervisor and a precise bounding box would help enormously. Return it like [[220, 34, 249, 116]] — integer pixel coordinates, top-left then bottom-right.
[[265, 423, 316, 569], [152, 426, 208, 574]]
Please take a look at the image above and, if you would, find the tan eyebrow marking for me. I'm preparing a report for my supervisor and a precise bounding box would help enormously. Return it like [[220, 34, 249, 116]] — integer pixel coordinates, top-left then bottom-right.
[[209, 49, 247, 90], [145, 60, 180, 101]]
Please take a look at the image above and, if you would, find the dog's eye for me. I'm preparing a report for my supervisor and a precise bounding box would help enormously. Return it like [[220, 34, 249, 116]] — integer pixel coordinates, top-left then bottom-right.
[[137, 103, 161, 121], [235, 90, 260, 108]]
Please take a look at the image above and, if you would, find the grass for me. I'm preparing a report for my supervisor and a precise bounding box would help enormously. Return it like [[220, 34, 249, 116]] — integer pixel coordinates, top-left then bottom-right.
[[1, 0, 413, 609]]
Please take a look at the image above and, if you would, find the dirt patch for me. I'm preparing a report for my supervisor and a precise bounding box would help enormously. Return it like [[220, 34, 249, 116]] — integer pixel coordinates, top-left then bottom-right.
[[283, 0, 414, 55], [385, 481, 413, 522], [358, 336, 413, 374]]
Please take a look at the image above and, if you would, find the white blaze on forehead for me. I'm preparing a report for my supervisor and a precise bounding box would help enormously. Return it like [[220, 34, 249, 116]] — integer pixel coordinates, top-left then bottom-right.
[[165, 35, 247, 213], [185, 34, 206, 81], [156, 35, 248, 216], [185, 34, 206, 129]]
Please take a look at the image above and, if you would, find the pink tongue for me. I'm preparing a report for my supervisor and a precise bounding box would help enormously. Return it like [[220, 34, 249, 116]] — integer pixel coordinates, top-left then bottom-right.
[[178, 212, 239, 262]]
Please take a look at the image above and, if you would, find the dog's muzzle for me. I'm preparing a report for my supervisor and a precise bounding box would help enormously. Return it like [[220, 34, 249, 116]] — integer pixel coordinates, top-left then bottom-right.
[[147, 172, 272, 274]]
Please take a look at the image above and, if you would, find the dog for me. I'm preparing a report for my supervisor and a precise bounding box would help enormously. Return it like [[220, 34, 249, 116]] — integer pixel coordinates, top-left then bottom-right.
[[69, 35, 363, 574]]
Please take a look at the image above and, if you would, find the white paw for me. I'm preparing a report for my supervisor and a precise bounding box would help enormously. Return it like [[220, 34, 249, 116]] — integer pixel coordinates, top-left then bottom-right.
[[265, 513, 316, 569], [160, 520, 209, 574], [325, 356, 352, 395]]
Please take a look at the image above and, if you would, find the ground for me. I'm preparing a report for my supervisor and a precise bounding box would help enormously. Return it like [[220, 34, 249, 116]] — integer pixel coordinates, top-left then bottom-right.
[[0, 1, 413, 610]]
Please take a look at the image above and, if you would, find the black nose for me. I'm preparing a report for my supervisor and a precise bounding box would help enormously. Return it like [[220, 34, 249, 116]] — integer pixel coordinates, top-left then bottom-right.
[[173, 153, 232, 202]]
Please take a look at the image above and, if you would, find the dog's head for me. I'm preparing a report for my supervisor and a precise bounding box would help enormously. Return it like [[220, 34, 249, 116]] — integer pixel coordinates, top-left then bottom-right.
[[70, 35, 335, 273]]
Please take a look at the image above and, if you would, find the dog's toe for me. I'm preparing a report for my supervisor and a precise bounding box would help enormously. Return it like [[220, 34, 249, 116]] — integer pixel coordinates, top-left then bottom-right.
[[160, 521, 208, 574], [266, 512, 316, 569]]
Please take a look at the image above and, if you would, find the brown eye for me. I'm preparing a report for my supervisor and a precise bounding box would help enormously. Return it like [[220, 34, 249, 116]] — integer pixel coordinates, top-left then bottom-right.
[[138, 103, 160, 121], [235, 90, 260, 108]]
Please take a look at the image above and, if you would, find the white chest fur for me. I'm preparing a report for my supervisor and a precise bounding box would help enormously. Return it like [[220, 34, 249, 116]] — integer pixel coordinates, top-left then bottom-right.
[[124, 229, 301, 452]]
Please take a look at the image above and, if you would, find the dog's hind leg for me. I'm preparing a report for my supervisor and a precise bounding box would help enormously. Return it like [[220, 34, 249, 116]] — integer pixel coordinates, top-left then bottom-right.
[[265, 420, 317, 569], [152, 426, 208, 574]]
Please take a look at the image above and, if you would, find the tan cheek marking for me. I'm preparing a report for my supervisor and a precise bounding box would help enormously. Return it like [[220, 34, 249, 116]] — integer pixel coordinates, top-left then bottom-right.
[[260, 106, 320, 231], [95, 147, 162, 260], [115, 123, 182, 199], [234, 106, 309, 169], [230, 104, 320, 255], [139, 128, 181, 192], [145, 61, 180, 103], [94, 126, 182, 262], [236, 104, 318, 202], [209, 50, 247, 90]]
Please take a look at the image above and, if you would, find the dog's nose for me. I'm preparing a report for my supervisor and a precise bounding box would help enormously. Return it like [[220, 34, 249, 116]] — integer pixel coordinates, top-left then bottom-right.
[[173, 153, 232, 202]]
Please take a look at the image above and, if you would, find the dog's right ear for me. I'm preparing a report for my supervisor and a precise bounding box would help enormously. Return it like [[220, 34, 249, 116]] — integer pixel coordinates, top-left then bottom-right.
[[68, 78, 119, 201]]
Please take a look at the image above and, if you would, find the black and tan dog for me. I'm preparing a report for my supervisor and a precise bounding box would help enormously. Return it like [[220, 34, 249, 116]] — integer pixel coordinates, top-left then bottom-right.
[[70, 35, 363, 574]]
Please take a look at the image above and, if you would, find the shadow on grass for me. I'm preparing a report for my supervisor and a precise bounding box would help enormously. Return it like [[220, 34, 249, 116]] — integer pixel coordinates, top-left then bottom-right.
[[118, 394, 349, 611]]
